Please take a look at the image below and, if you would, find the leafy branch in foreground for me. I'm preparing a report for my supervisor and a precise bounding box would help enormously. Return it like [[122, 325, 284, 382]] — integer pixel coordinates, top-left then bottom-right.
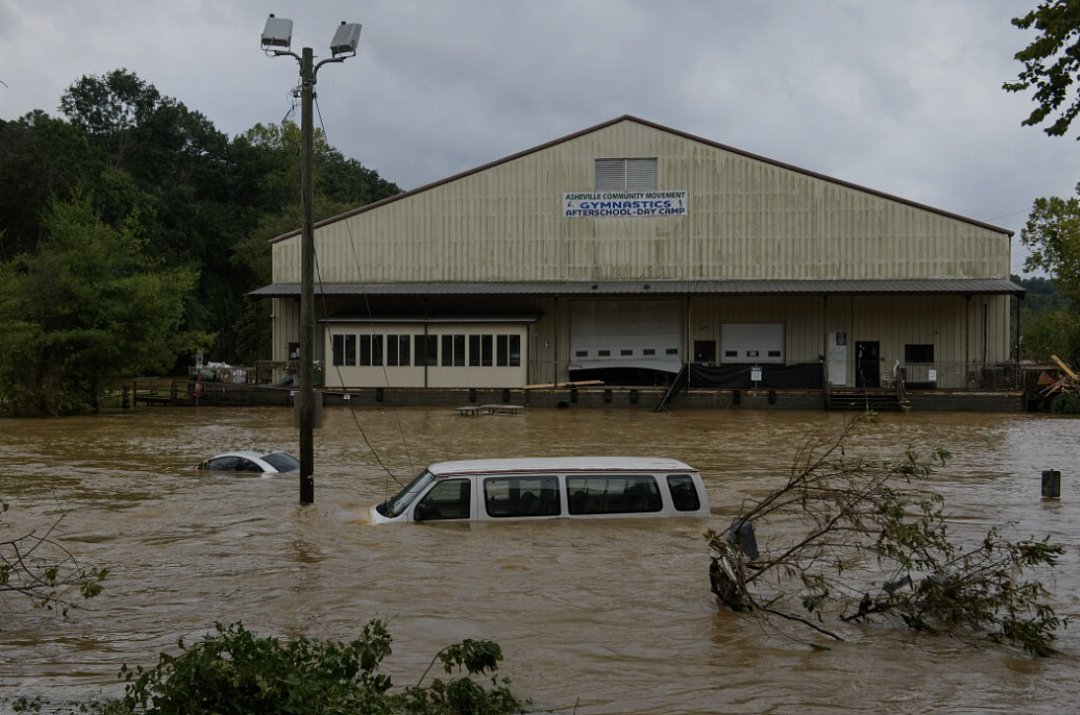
[[1, 501, 107, 622], [109, 620, 526, 715], [707, 415, 1066, 656]]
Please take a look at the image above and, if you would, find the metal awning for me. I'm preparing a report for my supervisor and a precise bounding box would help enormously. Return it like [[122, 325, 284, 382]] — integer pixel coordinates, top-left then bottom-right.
[[251, 278, 1025, 298], [321, 313, 541, 324]]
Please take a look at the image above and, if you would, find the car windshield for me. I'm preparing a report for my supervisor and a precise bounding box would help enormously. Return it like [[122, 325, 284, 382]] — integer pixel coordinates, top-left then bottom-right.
[[384, 469, 436, 517], [261, 452, 300, 472]]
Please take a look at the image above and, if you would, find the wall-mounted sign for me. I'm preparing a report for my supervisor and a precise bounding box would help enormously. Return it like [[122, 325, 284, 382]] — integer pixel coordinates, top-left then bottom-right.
[[563, 190, 689, 218]]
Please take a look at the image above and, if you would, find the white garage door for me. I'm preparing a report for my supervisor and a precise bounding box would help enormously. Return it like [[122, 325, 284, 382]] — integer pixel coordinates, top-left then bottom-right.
[[721, 323, 785, 364], [569, 300, 684, 373]]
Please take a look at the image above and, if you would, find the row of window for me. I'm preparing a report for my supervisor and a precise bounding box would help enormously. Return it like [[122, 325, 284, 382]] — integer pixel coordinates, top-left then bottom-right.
[[724, 349, 782, 359], [416, 473, 701, 520], [331, 333, 522, 368], [574, 347, 680, 358]]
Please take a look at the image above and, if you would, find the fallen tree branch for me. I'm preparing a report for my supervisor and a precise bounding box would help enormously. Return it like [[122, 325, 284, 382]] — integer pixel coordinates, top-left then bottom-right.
[[706, 414, 1065, 656]]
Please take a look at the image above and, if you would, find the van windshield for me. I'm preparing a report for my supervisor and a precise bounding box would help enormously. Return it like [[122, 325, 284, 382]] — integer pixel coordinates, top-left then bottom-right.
[[382, 469, 436, 517]]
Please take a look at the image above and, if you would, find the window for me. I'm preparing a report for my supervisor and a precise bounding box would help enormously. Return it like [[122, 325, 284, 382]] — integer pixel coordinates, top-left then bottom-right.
[[441, 335, 465, 367], [332, 334, 354, 367], [508, 335, 521, 367], [360, 335, 383, 366], [566, 474, 662, 514], [415, 479, 471, 521], [469, 335, 481, 367], [667, 474, 701, 512], [905, 344, 935, 363], [204, 456, 240, 471], [595, 158, 658, 191], [481, 334, 493, 366], [386, 334, 410, 367], [262, 453, 300, 472], [496, 335, 521, 367], [415, 335, 438, 367], [328, 336, 345, 369], [484, 476, 560, 517]]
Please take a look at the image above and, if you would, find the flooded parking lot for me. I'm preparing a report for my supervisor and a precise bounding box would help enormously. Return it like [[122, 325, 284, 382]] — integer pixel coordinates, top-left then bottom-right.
[[2, 406, 1079, 713]]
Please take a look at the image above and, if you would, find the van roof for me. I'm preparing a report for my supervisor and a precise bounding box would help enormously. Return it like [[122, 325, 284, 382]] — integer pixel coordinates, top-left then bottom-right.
[[426, 456, 695, 477]]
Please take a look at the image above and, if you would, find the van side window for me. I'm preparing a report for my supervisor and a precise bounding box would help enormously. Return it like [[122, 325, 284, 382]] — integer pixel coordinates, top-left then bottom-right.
[[566, 475, 662, 514], [415, 478, 471, 520], [667, 474, 701, 512], [483, 476, 560, 518]]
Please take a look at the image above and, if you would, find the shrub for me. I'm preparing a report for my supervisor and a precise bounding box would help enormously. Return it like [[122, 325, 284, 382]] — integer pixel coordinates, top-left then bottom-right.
[[108, 620, 525, 715]]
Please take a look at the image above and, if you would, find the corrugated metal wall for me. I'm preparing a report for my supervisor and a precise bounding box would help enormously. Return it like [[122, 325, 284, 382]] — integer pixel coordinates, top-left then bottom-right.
[[269, 118, 1014, 388], [273, 120, 1010, 285]]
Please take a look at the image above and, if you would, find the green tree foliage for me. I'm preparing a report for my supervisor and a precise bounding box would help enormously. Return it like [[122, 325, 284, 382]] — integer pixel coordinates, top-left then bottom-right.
[[1, 69, 401, 373], [1020, 184, 1080, 302], [107, 620, 524, 715], [1011, 274, 1080, 362], [0, 195, 207, 415], [0, 113, 103, 260], [1015, 186, 1080, 363], [1004, 0, 1080, 138], [708, 416, 1065, 657], [1004, 5, 1080, 363]]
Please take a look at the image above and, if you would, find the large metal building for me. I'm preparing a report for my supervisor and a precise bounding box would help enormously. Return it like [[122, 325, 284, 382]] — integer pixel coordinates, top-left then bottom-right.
[[252, 115, 1022, 392]]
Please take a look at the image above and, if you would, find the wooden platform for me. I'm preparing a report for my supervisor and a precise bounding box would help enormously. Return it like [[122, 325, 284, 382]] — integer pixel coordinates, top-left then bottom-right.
[[456, 404, 525, 416]]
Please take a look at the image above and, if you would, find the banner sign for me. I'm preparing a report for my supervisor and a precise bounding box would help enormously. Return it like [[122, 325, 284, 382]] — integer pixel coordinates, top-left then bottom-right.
[[563, 190, 689, 218]]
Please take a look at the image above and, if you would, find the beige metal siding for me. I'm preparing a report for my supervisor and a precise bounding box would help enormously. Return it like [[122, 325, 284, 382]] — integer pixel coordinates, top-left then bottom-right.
[[274, 121, 1010, 286]]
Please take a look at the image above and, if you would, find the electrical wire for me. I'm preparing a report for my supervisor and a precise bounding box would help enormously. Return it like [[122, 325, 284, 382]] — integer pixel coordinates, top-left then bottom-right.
[[312, 95, 412, 493]]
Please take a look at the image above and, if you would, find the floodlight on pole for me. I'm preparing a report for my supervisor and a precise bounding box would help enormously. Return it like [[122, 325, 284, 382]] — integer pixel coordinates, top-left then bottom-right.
[[262, 14, 361, 505]]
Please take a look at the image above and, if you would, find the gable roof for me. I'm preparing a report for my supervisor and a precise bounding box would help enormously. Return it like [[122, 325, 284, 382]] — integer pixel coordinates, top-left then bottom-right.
[[269, 115, 1012, 245]]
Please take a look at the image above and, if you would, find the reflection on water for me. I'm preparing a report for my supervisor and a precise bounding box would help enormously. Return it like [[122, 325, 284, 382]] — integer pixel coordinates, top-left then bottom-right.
[[2, 407, 1079, 713]]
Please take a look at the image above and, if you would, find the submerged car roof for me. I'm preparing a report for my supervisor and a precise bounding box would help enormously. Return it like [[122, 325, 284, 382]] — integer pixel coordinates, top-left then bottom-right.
[[426, 456, 695, 477], [214, 450, 287, 460]]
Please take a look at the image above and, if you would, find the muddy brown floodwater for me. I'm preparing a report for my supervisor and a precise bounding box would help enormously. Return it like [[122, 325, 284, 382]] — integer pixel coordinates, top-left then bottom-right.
[[1, 406, 1079, 713]]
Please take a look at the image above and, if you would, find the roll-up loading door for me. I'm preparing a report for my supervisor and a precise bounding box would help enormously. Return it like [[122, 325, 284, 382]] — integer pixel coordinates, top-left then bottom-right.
[[720, 323, 785, 364], [569, 300, 684, 373]]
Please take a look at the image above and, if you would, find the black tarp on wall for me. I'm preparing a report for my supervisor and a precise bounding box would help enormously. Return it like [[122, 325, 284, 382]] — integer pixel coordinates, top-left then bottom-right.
[[689, 363, 823, 389]]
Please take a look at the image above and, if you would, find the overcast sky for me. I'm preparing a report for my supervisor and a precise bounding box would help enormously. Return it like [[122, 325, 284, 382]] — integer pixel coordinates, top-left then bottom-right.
[[2, 1, 1077, 276]]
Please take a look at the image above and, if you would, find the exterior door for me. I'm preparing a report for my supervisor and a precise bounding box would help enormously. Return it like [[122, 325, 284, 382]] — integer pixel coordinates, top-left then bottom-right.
[[855, 341, 880, 388], [694, 340, 716, 364]]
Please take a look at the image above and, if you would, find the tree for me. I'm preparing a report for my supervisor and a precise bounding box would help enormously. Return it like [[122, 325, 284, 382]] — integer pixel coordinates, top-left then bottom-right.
[[1004, 1, 1080, 138], [1, 501, 107, 620], [0, 195, 209, 416], [1015, 185, 1080, 364], [3, 70, 402, 371], [708, 416, 1065, 656], [110, 620, 524, 715], [1020, 185, 1080, 301], [0, 112, 104, 260]]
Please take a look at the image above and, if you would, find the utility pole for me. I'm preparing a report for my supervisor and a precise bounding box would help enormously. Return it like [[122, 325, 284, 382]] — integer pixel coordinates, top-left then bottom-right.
[[262, 16, 362, 504], [298, 46, 315, 504]]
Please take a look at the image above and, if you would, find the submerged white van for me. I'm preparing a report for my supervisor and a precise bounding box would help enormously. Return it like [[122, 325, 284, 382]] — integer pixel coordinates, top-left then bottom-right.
[[371, 456, 710, 523]]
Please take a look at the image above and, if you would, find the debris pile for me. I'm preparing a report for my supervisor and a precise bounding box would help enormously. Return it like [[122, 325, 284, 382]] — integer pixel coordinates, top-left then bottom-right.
[[1037, 355, 1078, 398]]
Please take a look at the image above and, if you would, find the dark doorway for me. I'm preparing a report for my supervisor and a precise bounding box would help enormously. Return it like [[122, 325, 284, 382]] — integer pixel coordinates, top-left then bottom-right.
[[694, 340, 716, 365], [855, 341, 880, 388]]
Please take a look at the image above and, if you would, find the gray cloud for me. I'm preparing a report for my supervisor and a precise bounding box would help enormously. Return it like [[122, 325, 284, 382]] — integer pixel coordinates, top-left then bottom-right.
[[0, 0, 1071, 274]]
